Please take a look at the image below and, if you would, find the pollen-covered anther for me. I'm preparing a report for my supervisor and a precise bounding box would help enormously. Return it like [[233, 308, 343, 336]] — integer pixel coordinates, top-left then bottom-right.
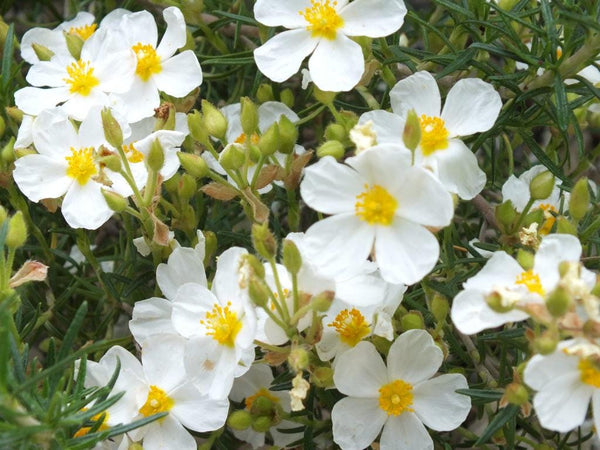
[[299, 0, 344, 40], [234, 133, 260, 145], [515, 270, 545, 296], [139, 385, 174, 418], [132, 42, 162, 81], [355, 184, 398, 226], [200, 301, 243, 347], [122, 143, 144, 163], [68, 23, 98, 40], [65, 147, 97, 185], [378, 379, 414, 416], [64, 60, 99, 96], [329, 308, 370, 346], [579, 358, 600, 388], [418, 115, 449, 156]]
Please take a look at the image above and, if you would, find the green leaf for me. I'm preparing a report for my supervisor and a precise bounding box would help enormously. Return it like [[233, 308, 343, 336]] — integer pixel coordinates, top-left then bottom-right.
[[1, 23, 14, 89], [475, 404, 520, 445]]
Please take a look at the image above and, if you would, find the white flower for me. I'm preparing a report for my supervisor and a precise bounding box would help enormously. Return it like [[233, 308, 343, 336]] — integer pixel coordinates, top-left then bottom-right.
[[15, 28, 136, 121], [253, 0, 407, 92], [300, 146, 453, 285], [332, 330, 470, 450], [107, 7, 203, 122], [524, 339, 600, 433], [358, 70, 502, 199], [12, 107, 132, 229]]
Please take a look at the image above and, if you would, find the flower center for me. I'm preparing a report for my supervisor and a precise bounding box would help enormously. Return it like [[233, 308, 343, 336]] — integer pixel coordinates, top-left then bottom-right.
[[132, 43, 162, 81], [200, 301, 243, 347], [122, 143, 144, 163], [73, 410, 109, 438], [355, 184, 398, 226], [515, 270, 545, 296], [245, 387, 280, 410], [378, 379, 414, 416], [68, 23, 97, 41], [418, 115, 449, 156], [328, 308, 371, 347], [139, 385, 174, 418], [64, 60, 99, 96], [579, 358, 600, 388], [299, 0, 344, 40], [538, 203, 557, 235], [65, 147, 97, 185], [234, 133, 260, 145]]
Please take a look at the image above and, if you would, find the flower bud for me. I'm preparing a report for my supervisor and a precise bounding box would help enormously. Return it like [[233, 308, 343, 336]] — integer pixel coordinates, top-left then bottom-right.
[[187, 109, 208, 143], [164, 173, 180, 194], [227, 410, 252, 430], [516, 249, 534, 271], [556, 216, 576, 235], [313, 86, 336, 104], [280, 88, 295, 109], [401, 311, 425, 331], [325, 123, 346, 142], [252, 223, 277, 260], [242, 253, 266, 279], [278, 115, 298, 154], [311, 366, 334, 388], [201, 100, 227, 140], [485, 291, 514, 313], [258, 122, 279, 156], [178, 152, 209, 178], [569, 177, 590, 221], [146, 139, 165, 172], [529, 170, 554, 200], [256, 83, 274, 103], [128, 444, 144, 450], [283, 239, 302, 276], [251, 416, 272, 433], [64, 31, 84, 59], [402, 109, 421, 152], [178, 173, 197, 200], [31, 43, 54, 61], [98, 154, 122, 173], [532, 331, 558, 355], [14, 147, 36, 159], [1, 137, 15, 164], [504, 382, 529, 406], [6, 211, 27, 249], [545, 286, 572, 317], [5, 106, 23, 124], [101, 108, 123, 148], [219, 143, 245, 170], [248, 277, 270, 308], [311, 290, 334, 312], [316, 140, 344, 160], [288, 347, 310, 372], [495, 200, 517, 232], [101, 189, 128, 213], [430, 294, 449, 324], [240, 97, 259, 136]]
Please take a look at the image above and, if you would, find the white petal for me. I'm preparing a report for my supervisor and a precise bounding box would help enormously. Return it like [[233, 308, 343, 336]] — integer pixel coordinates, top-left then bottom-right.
[[113, 78, 160, 123], [254, 29, 317, 83], [390, 71, 441, 119], [258, 101, 299, 132], [335, 272, 388, 307], [300, 156, 365, 214], [308, 34, 364, 92], [381, 413, 433, 450], [141, 334, 187, 391], [153, 51, 202, 98], [14, 86, 69, 116], [21, 28, 68, 64], [332, 397, 387, 450], [523, 350, 579, 391], [534, 234, 583, 291], [254, 0, 311, 28], [229, 364, 274, 402], [26, 60, 68, 87], [156, 247, 207, 300], [442, 78, 502, 136], [212, 247, 248, 303], [413, 374, 470, 431], [13, 155, 70, 202], [340, 0, 406, 37], [129, 297, 175, 345], [346, 145, 412, 189], [62, 182, 113, 229], [171, 383, 229, 432], [463, 251, 524, 291], [184, 337, 237, 398], [375, 219, 440, 285], [333, 341, 387, 397], [156, 7, 186, 59], [387, 329, 442, 384], [171, 283, 216, 338], [142, 416, 196, 450], [95, 50, 136, 94], [61, 90, 109, 121], [358, 110, 403, 146]]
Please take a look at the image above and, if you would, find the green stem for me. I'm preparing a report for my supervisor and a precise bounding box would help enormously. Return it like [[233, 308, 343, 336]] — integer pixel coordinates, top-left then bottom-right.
[[512, 197, 535, 233], [268, 259, 290, 322]]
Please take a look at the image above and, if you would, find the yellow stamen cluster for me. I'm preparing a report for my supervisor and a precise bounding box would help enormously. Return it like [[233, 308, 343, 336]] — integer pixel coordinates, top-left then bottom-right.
[[132, 43, 162, 81], [64, 60, 99, 96], [245, 387, 280, 410], [73, 410, 109, 438], [234, 133, 260, 145], [139, 385, 174, 418], [299, 1, 344, 40], [328, 308, 370, 347], [355, 184, 398, 226], [579, 358, 600, 388], [538, 203, 557, 235], [378, 379, 414, 416], [65, 147, 97, 185], [201, 301, 243, 347], [68, 23, 98, 41], [515, 270, 545, 296], [122, 143, 144, 163], [418, 115, 449, 156]]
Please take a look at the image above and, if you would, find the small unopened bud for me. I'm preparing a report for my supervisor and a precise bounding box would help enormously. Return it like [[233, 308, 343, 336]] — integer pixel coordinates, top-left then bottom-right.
[[517, 249, 534, 271], [486, 291, 513, 313], [283, 239, 302, 276], [100, 108, 123, 148], [401, 311, 425, 331], [146, 139, 165, 172], [242, 253, 265, 279], [569, 177, 590, 221], [178, 152, 208, 178], [545, 286, 572, 317], [187, 109, 208, 143], [31, 43, 54, 61], [495, 200, 517, 232], [403, 109, 421, 152], [64, 32, 84, 59], [504, 383, 529, 406], [227, 410, 252, 430], [1, 137, 15, 163], [532, 331, 558, 355], [101, 189, 128, 213], [201, 100, 227, 140], [430, 294, 449, 324], [251, 396, 274, 416], [311, 290, 334, 312], [219, 143, 245, 171], [278, 115, 298, 154], [311, 366, 334, 388], [251, 416, 272, 433], [529, 170, 555, 200], [15, 147, 36, 159], [288, 347, 310, 372], [248, 277, 270, 308], [6, 211, 27, 249], [325, 123, 346, 142], [248, 144, 261, 163], [252, 223, 277, 260], [128, 444, 144, 450], [178, 173, 197, 200], [280, 88, 295, 108], [556, 216, 576, 235], [240, 97, 259, 136], [5, 107, 23, 124], [258, 122, 279, 156], [164, 173, 180, 194], [256, 83, 274, 103], [316, 140, 345, 160], [98, 154, 121, 172], [313, 86, 336, 105]]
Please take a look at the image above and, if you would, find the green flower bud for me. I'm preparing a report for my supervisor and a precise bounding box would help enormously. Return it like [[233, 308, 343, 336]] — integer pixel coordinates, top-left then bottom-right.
[[504, 383, 529, 406], [256, 83, 274, 103], [164, 173, 180, 194], [178, 173, 197, 200], [14, 147, 37, 159], [402, 109, 421, 152], [203, 231, 217, 266], [248, 277, 270, 308], [64, 31, 84, 59], [6, 211, 27, 249], [242, 253, 266, 279], [146, 139, 165, 172], [258, 122, 279, 156], [430, 294, 449, 324], [252, 223, 277, 260], [280, 88, 295, 109], [401, 311, 424, 331], [316, 140, 345, 160], [201, 100, 227, 140], [278, 115, 298, 154], [98, 154, 121, 173], [569, 177, 590, 221], [251, 415, 272, 433], [485, 291, 513, 313], [227, 410, 252, 430], [532, 331, 558, 355], [516, 249, 534, 271], [1, 137, 15, 163], [283, 239, 302, 276], [248, 144, 262, 163], [313, 86, 336, 105], [288, 347, 310, 372], [101, 189, 128, 213], [128, 444, 144, 450], [312, 290, 334, 313], [495, 200, 517, 232], [100, 108, 123, 149], [556, 216, 576, 235], [311, 366, 334, 388], [187, 109, 209, 143], [240, 97, 259, 136], [523, 208, 544, 227], [5, 106, 23, 124], [31, 43, 54, 61], [325, 123, 346, 142], [529, 170, 555, 200], [219, 144, 245, 170], [545, 286, 572, 317], [252, 396, 275, 416], [178, 152, 209, 178]]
